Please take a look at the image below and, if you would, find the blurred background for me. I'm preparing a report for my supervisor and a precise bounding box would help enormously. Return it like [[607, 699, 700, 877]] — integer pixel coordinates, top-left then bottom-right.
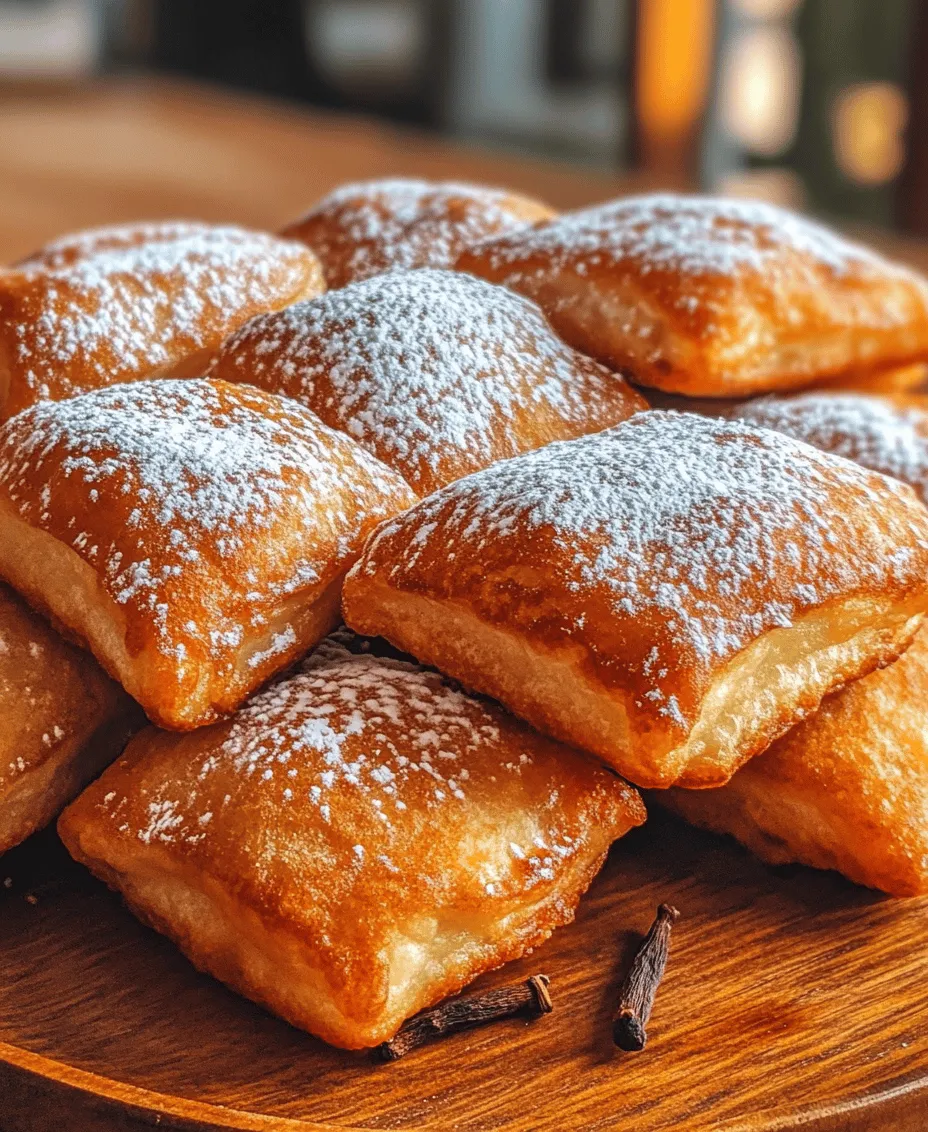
[[0, 0, 925, 237]]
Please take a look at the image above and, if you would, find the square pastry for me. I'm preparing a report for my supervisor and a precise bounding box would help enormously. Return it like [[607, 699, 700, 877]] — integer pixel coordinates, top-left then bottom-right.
[[343, 411, 928, 788], [209, 268, 646, 496], [457, 194, 928, 397], [0, 583, 138, 855], [280, 177, 555, 289], [58, 633, 644, 1049], [0, 380, 415, 730], [0, 221, 324, 419]]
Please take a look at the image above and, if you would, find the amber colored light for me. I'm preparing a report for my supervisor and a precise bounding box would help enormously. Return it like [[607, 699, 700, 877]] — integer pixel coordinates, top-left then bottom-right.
[[833, 82, 908, 186], [635, 0, 716, 146]]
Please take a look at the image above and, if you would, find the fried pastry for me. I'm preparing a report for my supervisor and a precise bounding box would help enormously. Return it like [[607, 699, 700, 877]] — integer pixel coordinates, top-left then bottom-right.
[[457, 194, 928, 397], [663, 624, 928, 896], [657, 391, 928, 894], [642, 365, 928, 419], [58, 631, 644, 1049], [0, 221, 324, 419], [0, 380, 415, 730], [816, 362, 928, 396], [734, 392, 928, 504], [0, 583, 138, 855], [343, 411, 928, 789], [209, 268, 646, 496], [280, 177, 554, 289]]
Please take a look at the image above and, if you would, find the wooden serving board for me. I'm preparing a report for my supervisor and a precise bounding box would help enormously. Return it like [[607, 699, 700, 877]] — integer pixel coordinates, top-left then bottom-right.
[[1, 812, 926, 1132]]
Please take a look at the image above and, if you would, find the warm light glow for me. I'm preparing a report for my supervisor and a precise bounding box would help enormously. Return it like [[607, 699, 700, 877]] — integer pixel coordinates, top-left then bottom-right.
[[833, 82, 908, 186], [730, 0, 802, 18], [636, 0, 715, 141], [722, 26, 801, 156], [721, 167, 806, 209]]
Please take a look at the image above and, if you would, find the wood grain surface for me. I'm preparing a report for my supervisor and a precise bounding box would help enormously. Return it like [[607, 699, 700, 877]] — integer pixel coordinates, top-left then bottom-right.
[[1, 78, 927, 1132], [0, 75, 664, 265], [1, 811, 926, 1132]]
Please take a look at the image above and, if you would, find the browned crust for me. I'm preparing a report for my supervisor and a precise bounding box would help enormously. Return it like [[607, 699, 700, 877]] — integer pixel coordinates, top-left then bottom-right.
[[58, 644, 643, 1047], [458, 197, 928, 397], [662, 624, 928, 897]]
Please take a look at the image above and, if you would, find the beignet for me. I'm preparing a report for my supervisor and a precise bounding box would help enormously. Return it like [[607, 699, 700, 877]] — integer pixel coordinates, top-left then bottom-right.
[[58, 632, 644, 1049], [209, 268, 646, 496], [457, 194, 928, 397], [0, 583, 138, 855], [734, 392, 928, 504], [280, 178, 554, 290], [642, 366, 928, 419], [343, 411, 928, 788], [663, 624, 928, 897], [0, 380, 415, 730], [0, 221, 324, 419]]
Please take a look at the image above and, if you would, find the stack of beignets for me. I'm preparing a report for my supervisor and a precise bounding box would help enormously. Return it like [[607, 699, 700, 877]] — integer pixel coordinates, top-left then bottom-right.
[[3, 186, 928, 1057], [208, 268, 646, 495]]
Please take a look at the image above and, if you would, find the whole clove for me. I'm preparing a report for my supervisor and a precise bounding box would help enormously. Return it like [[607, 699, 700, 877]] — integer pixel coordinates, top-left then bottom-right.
[[376, 974, 553, 1062], [612, 903, 679, 1051]]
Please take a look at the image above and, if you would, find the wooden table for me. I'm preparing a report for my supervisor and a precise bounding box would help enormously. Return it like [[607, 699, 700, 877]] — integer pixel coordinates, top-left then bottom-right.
[[1, 75, 926, 270], [0, 74, 661, 263]]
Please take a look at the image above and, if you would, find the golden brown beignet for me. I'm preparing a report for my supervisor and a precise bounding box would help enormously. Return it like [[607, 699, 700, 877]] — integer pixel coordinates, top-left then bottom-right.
[[280, 178, 554, 290], [0, 221, 324, 419], [343, 410, 928, 789], [663, 624, 928, 897], [816, 362, 928, 396], [58, 631, 644, 1049], [641, 365, 928, 419], [457, 194, 928, 397], [0, 583, 138, 855], [209, 268, 646, 496], [734, 392, 928, 505], [0, 380, 415, 730]]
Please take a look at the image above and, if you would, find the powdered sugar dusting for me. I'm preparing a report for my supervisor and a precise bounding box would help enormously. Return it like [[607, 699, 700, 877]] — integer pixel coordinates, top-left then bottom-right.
[[212, 268, 641, 494], [287, 178, 547, 286], [468, 193, 923, 331], [735, 393, 928, 504], [356, 411, 928, 712], [0, 380, 412, 666], [4, 221, 315, 406], [108, 630, 633, 895]]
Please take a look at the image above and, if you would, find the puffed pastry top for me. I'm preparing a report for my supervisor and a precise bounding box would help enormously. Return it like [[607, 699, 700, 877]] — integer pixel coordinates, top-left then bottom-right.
[[209, 268, 646, 495], [281, 177, 554, 289], [734, 392, 928, 505], [0, 221, 324, 418], [458, 194, 928, 397], [0, 379, 415, 729]]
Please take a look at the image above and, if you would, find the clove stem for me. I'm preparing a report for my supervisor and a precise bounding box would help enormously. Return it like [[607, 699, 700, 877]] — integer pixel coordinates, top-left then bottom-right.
[[377, 974, 552, 1062], [613, 903, 679, 1051]]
